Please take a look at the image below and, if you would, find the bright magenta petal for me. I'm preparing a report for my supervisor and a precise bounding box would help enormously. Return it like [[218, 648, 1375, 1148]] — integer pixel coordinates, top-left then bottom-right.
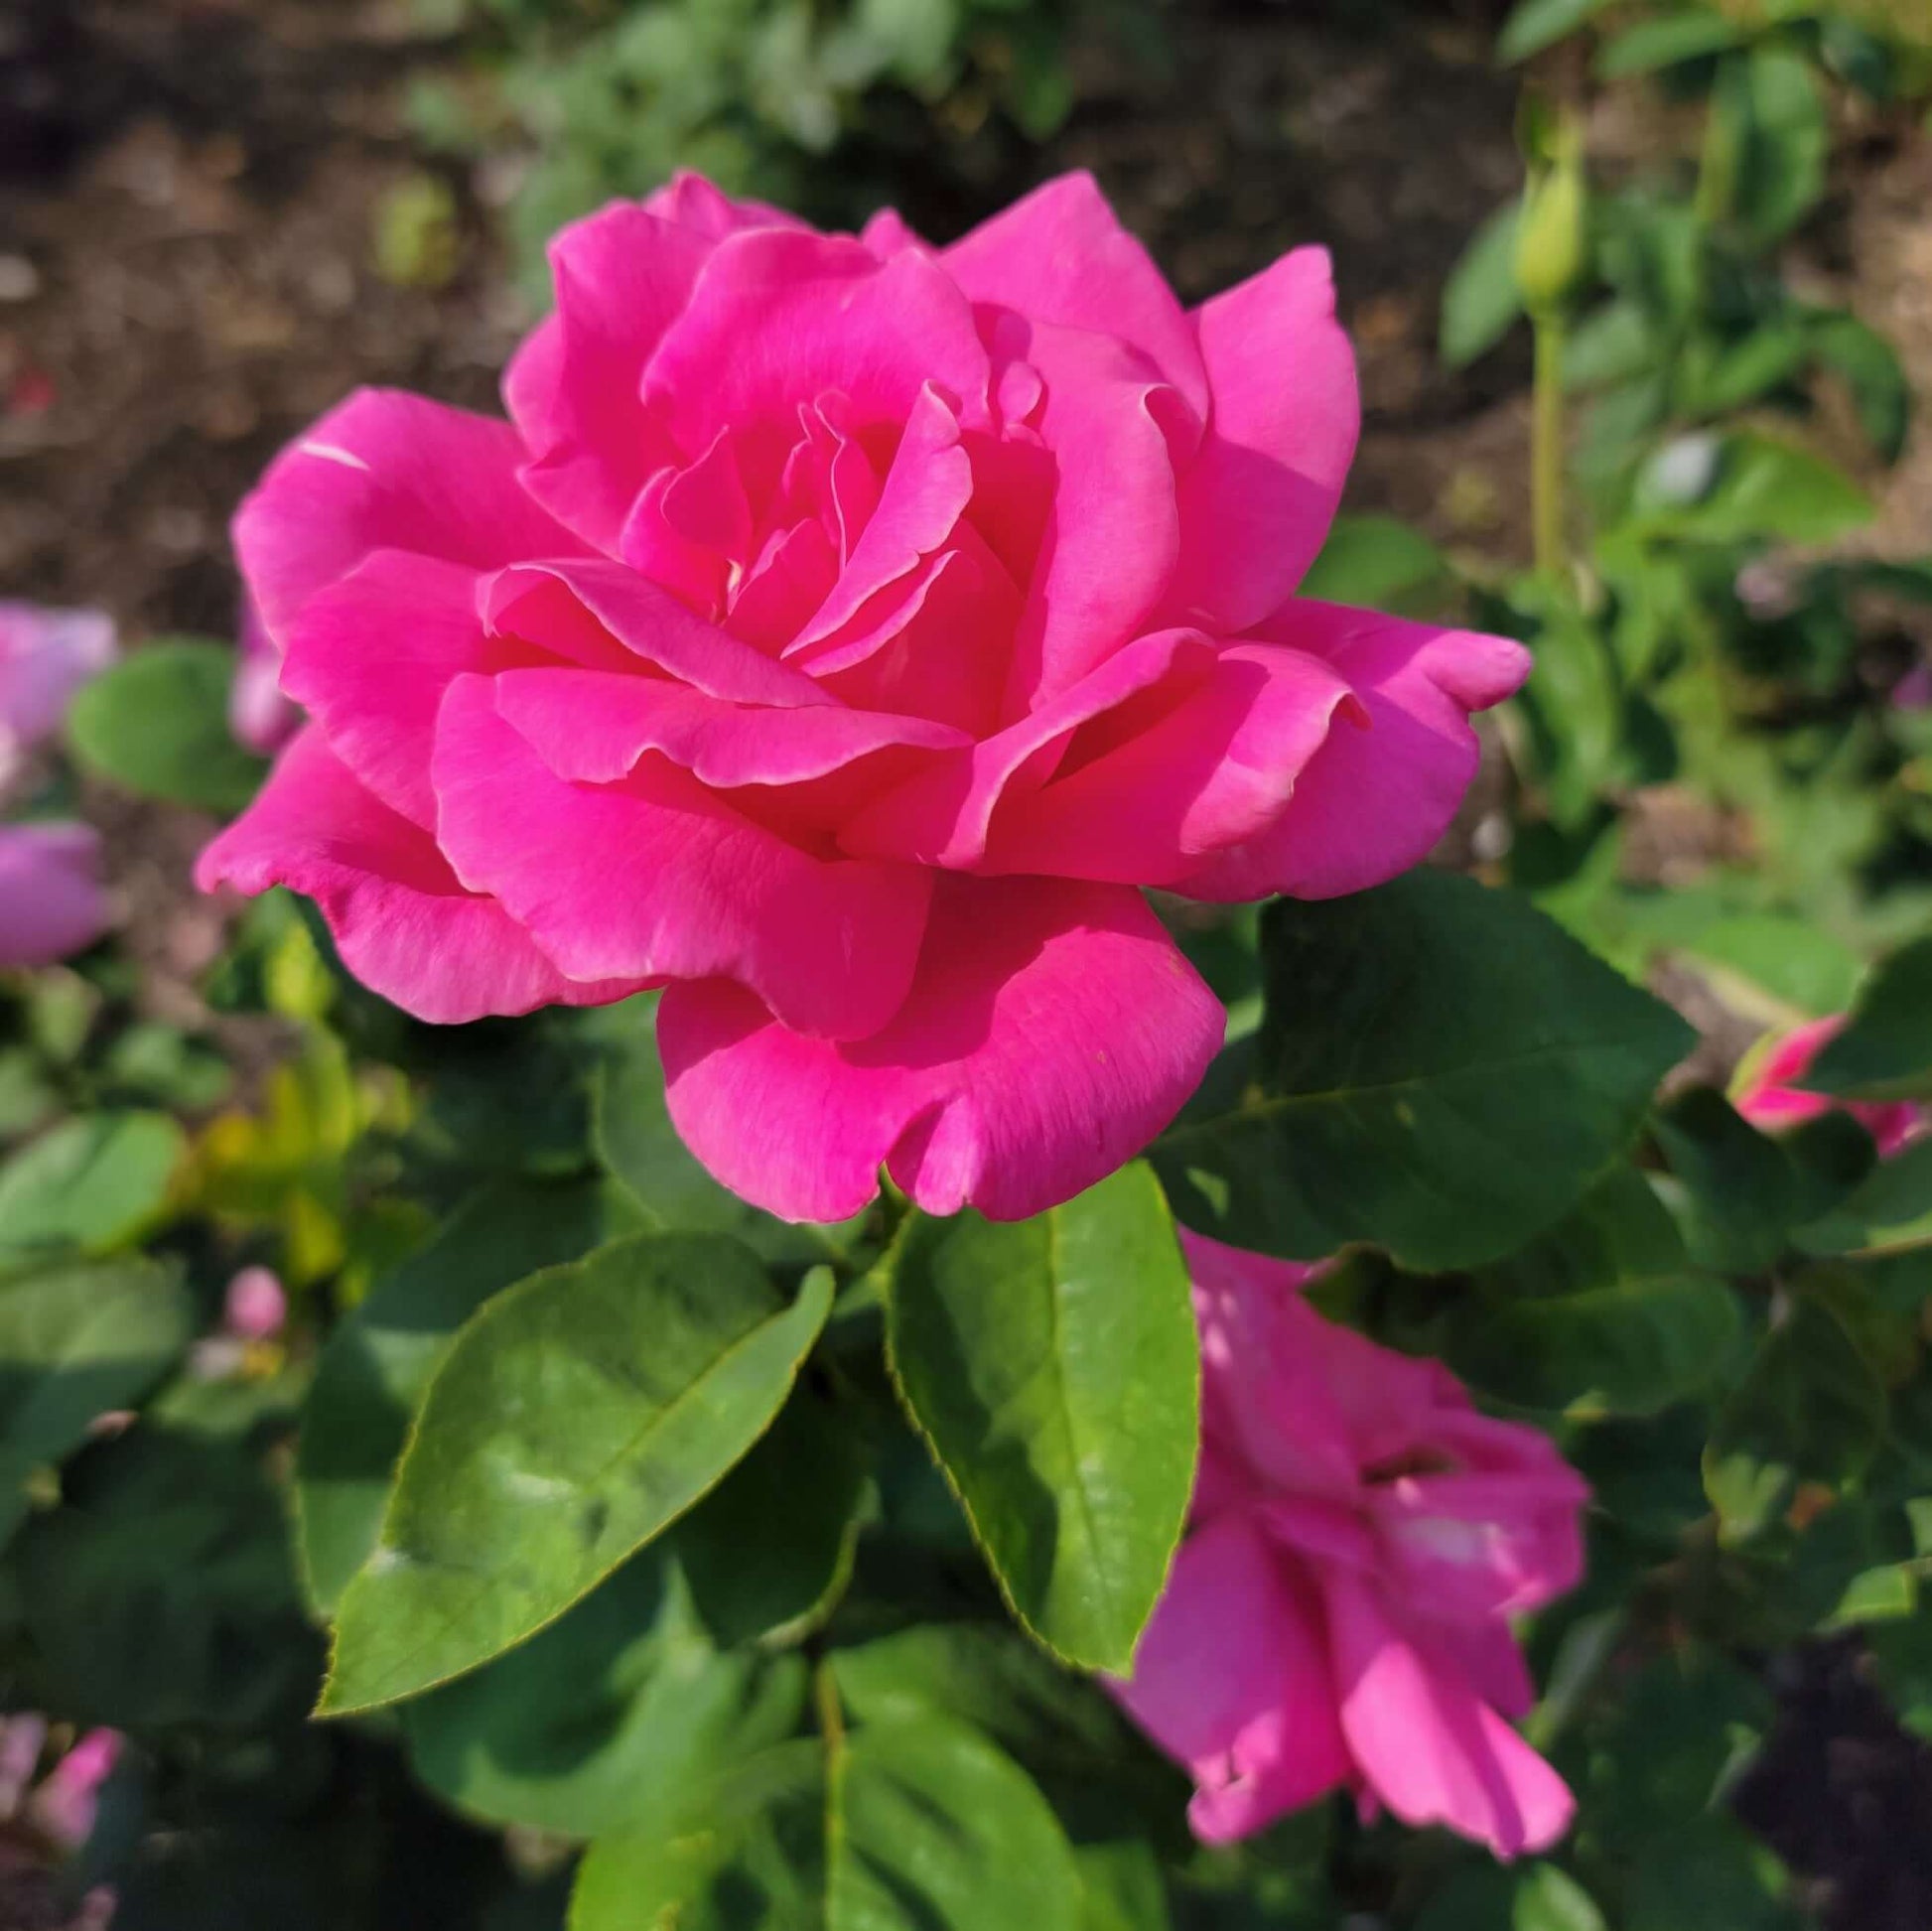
[[194, 731, 632, 1024], [504, 203, 713, 551], [658, 875, 1222, 1223], [983, 641, 1359, 886], [432, 676, 931, 1039], [233, 390, 583, 645], [944, 170, 1210, 423], [1166, 250, 1359, 635], [644, 171, 807, 239], [1110, 1515, 1350, 1845], [0, 822, 111, 967], [1178, 605, 1530, 902], [1322, 1569, 1575, 1860]]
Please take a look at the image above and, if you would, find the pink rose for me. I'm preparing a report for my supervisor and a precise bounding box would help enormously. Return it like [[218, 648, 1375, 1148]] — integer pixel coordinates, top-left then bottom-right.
[[1733, 1015, 1924, 1158], [0, 602, 116, 788], [197, 171, 1528, 1223], [229, 593, 300, 755], [1113, 1231, 1587, 1860], [0, 822, 112, 967]]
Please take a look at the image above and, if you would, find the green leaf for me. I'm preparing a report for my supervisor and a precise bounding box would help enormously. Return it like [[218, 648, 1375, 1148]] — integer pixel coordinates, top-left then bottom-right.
[[1299, 515, 1448, 615], [0, 1258, 195, 1544], [1680, 911, 1862, 1018], [571, 1718, 1083, 1931], [1808, 312, 1911, 464], [1441, 203, 1526, 369], [1154, 871, 1695, 1272], [1417, 1864, 1606, 1931], [587, 993, 860, 1266], [1806, 935, 1932, 1101], [1704, 1296, 1886, 1542], [0, 1112, 184, 1266], [15, 1430, 317, 1729], [65, 640, 267, 813], [402, 1547, 808, 1837], [1651, 1088, 1798, 1274], [884, 1164, 1197, 1673], [1643, 432, 1872, 546], [1497, 0, 1617, 65], [1794, 1137, 1932, 1257], [1595, 14, 1749, 78], [296, 1177, 629, 1616], [320, 1237, 834, 1714], [1722, 46, 1828, 246], [885, 1160, 1189, 1677], [1074, 1842, 1172, 1931]]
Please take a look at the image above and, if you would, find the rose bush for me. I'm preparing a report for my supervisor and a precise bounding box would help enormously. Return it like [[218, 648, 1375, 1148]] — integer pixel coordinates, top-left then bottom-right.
[[198, 170, 1526, 1223], [1114, 1232, 1587, 1860]]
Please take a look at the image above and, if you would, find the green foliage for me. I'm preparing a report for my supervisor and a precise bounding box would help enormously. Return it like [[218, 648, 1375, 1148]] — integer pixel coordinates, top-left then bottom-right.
[[64, 640, 267, 813]]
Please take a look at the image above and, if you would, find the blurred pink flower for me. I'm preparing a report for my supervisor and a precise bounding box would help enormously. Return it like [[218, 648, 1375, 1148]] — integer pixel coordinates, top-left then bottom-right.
[[228, 593, 299, 755], [28, 1730, 119, 1852], [1112, 1231, 1587, 1860], [0, 602, 115, 786], [222, 1265, 287, 1341], [0, 821, 112, 966], [198, 170, 1528, 1225], [1733, 1015, 1924, 1157], [1894, 660, 1932, 710]]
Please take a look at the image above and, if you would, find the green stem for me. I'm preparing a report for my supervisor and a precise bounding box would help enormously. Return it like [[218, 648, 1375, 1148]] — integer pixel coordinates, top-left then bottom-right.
[[1531, 309, 1568, 581]]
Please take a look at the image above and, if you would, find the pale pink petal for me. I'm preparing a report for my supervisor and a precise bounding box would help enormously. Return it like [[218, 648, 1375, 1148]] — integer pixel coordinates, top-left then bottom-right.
[[839, 628, 1215, 868], [223, 1267, 288, 1342], [489, 665, 966, 788], [1165, 250, 1359, 635], [1005, 320, 1187, 704], [483, 558, 825, 706], [0, 603, 116, 759], [1109, 1515, 1350, 1845], [643, 230, 993, 455], [659, 875, 1221, 1223], [229, 594, 299, 755], [1323, 1569, 1575, 1860], [980, 641, 1361, 886], [0, 822, 112, 966], [234, 390, 584, 645], [432, 675, 931, 1040], [1177, 606, 1530, 902], [196, 730, 634, 1024], [503, 204, 713, 551], [644, 171, 809, 239], [945, 171, 1210, 424]]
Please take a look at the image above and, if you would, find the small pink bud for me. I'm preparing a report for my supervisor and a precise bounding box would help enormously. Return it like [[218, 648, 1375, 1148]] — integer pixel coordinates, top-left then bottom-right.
[[223, 1267, 287, 1342]]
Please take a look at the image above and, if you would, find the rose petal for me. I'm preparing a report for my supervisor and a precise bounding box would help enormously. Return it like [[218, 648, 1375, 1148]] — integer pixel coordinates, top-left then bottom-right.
[[195, 731, 631, 1024], [645, 171, 808, 240], [1165, 249, 1359, 635], [658, 873, 1222, 1223], [945, 171, 1210, 424], [1109, 1514, 1351, 1845], [1177, 605, 1530, 902], [0, 603, 116, 759], [432, 675, 931, 1039], [0, 822, 112, 967], [1322, 1568, 1575, 1860], [234, 390, 584, 645], [503, 204, 713, 551]]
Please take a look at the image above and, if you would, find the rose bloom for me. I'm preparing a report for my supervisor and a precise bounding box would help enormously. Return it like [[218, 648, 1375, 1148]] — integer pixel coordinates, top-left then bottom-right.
[[229, 593, 300, 756], [1113, 1232, 1587, 1859], [199, 172, 1528, 1223], [0, 602, 115, 789], [0, 822, 111, 968], [1733, 1015, 1924, 1158]]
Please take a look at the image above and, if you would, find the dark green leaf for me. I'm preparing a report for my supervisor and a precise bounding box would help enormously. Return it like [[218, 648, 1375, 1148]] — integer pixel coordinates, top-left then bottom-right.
[[402, 1546, 809, 1837], [1595, 14, 1750, 77], [1806, 936, 1932, 1102], [570, 1718, 1083, 1931], [1794, 1137, 1932, 1257], [1155, 871, 1694, 1271], [0, 1258, 194, 1543], [321, 1238, 834, 1714], [1651, 1088, 1798, 1273], [0, 1112, 185, 1266], [1723, 47, 1828, 246], [296, 1177, 629, 1615], [65, 640, 268, 813], [1704, 1296, 1886, 1542], [1441, 203, 1526, 369], [1808, 313, 1911, 465], [886, 1163, 1197, 1672], [1642, 432, 1871, 546]]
